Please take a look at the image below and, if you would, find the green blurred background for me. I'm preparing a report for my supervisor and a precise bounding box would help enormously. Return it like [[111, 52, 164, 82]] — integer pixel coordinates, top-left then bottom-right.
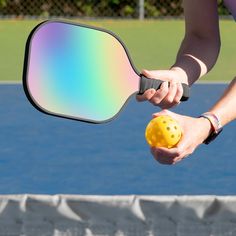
[[0, 19, 235, 82], [0, 0, 235, 82]]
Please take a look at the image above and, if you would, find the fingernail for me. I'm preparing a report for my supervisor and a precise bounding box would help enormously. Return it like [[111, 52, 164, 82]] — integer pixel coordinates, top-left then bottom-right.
[[160, 82, 164, 88]]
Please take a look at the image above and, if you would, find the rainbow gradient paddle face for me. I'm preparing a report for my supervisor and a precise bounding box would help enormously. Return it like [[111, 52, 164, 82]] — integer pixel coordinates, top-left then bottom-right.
[[23, 20, 189, 123]]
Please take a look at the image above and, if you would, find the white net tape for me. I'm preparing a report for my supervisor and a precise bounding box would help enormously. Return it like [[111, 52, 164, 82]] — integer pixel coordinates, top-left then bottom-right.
[[0, 195, 236, 236]]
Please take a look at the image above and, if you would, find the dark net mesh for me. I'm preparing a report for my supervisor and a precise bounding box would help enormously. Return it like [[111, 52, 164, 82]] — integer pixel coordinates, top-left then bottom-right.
[[0, 0, 230, 18]]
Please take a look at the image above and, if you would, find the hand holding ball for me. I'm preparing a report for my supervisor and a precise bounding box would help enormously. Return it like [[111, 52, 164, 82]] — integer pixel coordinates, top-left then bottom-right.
[[145, 115, 182, 148]]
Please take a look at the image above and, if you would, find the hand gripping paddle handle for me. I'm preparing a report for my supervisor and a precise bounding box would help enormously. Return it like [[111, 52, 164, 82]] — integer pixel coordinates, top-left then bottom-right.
[[138, 75, 190, 101]]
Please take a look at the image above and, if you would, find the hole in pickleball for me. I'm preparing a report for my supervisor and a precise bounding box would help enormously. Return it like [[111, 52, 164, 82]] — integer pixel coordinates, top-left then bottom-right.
[[163, 121, 166, 124], [174, 126, 177, 129], [166, 127, 170, 130], [171, 135, 175, 138]]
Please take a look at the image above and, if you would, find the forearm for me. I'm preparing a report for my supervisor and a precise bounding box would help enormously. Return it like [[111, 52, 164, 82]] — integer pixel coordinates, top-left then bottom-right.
[[171, 0, 221, 85], [209, 77, 236, 126], [171, 35, 220, 85]]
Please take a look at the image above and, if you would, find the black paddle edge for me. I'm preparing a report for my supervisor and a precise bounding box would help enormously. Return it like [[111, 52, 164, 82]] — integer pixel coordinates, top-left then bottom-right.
[[22, 20, 140, 124]]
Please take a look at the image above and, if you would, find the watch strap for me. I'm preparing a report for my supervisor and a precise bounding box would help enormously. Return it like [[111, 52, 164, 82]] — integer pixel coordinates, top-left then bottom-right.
[[199, 112, 223, 144]]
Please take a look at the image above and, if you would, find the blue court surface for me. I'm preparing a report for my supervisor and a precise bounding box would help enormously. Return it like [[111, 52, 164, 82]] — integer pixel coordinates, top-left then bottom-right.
[[0, 83, 235, 195]]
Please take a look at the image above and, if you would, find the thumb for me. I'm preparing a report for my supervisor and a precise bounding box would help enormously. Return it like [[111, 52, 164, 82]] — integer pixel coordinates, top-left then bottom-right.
[[141, 69, 153, 78], [142, 69, 171, 80], [152, 109, 170, 118]]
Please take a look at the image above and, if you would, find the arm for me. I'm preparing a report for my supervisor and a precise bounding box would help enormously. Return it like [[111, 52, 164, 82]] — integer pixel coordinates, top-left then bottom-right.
[[150, 77, 236, 165], [209, 77, 236, 126], [137, 0, 221, 108], [172, 0, 221, 85]]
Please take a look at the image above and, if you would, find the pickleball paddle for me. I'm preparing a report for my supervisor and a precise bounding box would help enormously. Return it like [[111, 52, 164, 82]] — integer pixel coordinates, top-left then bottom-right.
[[23, 20, 189, 123]]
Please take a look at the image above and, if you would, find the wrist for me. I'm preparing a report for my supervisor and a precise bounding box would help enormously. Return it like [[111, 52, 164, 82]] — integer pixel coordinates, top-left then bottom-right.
[[200, 112, 222, 133], [170, 66, 189, 85], [198, 117, 213, 143]]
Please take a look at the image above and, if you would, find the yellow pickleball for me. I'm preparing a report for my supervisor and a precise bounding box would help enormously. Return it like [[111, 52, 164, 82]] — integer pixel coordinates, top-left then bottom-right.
[[145, 115, 182, 148]]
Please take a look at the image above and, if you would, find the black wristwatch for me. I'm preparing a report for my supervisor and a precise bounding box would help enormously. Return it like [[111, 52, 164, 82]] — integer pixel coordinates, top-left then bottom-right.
[[199, 112, 223, 145]]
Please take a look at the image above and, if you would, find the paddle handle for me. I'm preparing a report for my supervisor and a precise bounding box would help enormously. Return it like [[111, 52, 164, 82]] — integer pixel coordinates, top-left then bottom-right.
[[138, 75, 190, 101]]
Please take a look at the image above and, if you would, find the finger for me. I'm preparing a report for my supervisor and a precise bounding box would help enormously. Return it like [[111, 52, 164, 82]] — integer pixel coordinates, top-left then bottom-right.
[[173, 154, 185, 164], [158, 81, 178, 109], [136, 89, 156, 102], [141, 69, 171, 80], [155, 156, 175, 165], [166, 81, 178, 103], [173, 153, 191, 164], [141, 69, 153, 78], [172, 140, 193, 164], [164, 82, 183, 108], [150, 148, 175, 165], [149, 81, 169, 105], [174, 82, 183, 104], [151, 146, 181, 159]]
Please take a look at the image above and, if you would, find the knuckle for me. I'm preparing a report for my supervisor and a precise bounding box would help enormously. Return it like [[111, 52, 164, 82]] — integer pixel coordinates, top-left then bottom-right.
[[144, 90, 153, 98], [150, 100, 159, 106], [161, 86, 169, 94], [173, 97, 180, 104], [150, 97, 161, 105], [165, 96, 174, 104]]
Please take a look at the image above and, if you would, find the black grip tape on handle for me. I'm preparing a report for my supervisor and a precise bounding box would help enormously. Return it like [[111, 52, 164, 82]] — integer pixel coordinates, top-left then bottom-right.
[[138, 75, 190, 101]]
